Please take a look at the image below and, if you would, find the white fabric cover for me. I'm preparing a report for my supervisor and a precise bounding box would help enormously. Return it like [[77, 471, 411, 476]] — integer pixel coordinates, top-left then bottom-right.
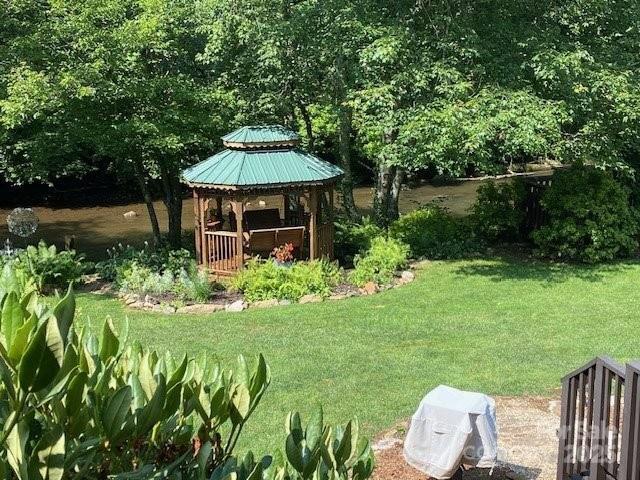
[[403, 385, 498, 479]]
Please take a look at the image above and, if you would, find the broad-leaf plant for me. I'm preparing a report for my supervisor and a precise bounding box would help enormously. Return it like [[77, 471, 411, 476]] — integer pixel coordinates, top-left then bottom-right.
[[0, 265, 374, 479]]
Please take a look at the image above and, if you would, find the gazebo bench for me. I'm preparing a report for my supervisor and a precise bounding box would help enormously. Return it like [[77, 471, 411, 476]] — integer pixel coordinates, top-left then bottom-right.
[[248, 226, 305, 257]]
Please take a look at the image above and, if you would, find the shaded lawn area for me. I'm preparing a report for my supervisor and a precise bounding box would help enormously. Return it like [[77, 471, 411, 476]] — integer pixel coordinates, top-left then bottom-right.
[[73, 256, 640, 455]]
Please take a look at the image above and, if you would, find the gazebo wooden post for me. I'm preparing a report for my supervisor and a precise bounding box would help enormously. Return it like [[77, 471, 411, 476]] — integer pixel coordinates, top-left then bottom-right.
[[283, 194, 291, 226], [215, 196, 223, 222], [193, 189, 201, 263], [328, 185, 335, 259], [309, 187, 318, 260], [199, 193, 208, 267], [232, 198, 245, 271]]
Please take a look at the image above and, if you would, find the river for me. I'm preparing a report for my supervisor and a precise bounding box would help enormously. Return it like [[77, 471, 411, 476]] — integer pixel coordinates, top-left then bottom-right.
[[0, 179, 517, 258]]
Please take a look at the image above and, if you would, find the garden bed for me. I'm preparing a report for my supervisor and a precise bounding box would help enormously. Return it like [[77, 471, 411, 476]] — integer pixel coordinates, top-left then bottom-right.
[[116, 266, 417, 314]]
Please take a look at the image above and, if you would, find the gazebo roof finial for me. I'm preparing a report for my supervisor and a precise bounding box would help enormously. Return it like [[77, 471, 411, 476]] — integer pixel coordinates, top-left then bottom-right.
[[222, 125, 300, 149]]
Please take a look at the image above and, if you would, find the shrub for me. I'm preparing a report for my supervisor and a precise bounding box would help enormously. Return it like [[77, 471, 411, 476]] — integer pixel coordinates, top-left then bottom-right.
[[334, 217, 384, 266], [469, 180, 525, 242], [96, 243, 193, 282], [12, 241, 86, 292], [389, 205, 480, 259], [350, 236, 409, 287], [0, 267, 374, 479], [533, 164, 639, 263], [118, 260, 213, 302], [232, 259, 342, 302]]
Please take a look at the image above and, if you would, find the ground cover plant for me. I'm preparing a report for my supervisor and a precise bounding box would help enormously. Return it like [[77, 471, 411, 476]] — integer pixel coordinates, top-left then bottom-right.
[[0, 265, 374, 479], [232, 259, 342, 302], [349, 237, 409, 287], [66, 256, 640, 456], [96, 244, 214, 303]]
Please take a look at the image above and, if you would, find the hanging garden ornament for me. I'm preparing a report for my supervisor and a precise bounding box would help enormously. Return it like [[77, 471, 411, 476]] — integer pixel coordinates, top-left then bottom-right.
[[7, 208, 39, 238]]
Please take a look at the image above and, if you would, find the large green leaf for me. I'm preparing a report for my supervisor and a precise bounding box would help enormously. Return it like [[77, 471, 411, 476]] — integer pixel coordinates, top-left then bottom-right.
[[99, 317, 119, 361], [135, 374, 166, 436], [249, 354, 270, 400], [52, 285, 75, 346], [8, 313, 36, 363], [139, 352, 157, 400], [167, 354, 189, 391], [306, 406, 324, 452], [102, 385, 133, 443], [0, 355, 16, 401], [6, 418, 28, 479], [18, 319, 60, 392], [45, 316, 65, 367], [231, 384, 250, 424], [285, 435, 304, 473], [1, 291, 24, 350], [35, 427, 65, 480], [65, 371, 87, 416]]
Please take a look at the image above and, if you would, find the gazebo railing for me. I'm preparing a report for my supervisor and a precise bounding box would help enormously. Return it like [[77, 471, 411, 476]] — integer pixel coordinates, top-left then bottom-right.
[[205, 231, 240, 274]]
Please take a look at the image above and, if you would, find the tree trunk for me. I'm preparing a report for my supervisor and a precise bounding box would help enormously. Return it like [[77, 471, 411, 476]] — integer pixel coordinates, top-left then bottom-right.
[[336, 103, 358, 221], [132, 160, 161, 246], [373, 164, 393, 227], [373, 129, 403, 227], [298, 102, 315, 151], [333, 54, 359, 221], [159, 163, 184, 250], [387, 167, 404, 222]]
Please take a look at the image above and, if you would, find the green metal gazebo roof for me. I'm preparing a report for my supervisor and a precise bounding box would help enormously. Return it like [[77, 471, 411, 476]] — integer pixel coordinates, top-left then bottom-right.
[[221, 125, 299, 147], [183, 126, 343, 189]]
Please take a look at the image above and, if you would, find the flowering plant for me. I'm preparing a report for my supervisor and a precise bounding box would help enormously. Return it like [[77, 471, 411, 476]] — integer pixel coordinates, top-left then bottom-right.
[[271, 242, 294, 262]]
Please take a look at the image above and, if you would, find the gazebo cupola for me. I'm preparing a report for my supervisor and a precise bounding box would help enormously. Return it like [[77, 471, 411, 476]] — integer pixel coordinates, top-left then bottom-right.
[[183, 125, 343, 275]]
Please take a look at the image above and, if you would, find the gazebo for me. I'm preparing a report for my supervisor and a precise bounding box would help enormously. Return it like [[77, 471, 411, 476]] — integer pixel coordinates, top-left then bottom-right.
[[182, 125, 344, 275]]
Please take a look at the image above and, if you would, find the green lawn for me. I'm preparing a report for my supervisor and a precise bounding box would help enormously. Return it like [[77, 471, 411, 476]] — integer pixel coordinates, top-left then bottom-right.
[[74, 256, 640, 455]]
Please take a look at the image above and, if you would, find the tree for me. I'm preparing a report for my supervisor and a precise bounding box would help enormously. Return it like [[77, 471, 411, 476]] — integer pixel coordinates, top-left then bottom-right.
[[0, 0, 237, 248]]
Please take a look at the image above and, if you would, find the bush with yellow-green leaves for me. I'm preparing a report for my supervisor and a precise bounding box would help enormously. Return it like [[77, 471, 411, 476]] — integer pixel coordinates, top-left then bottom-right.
[[0, 264, 374, 479]]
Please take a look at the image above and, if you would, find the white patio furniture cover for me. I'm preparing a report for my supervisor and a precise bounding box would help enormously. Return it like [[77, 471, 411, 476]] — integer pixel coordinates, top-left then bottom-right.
[[403, 385, 498, 479]]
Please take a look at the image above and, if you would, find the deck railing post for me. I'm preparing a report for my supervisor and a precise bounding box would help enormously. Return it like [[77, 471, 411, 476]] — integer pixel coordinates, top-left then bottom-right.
[[591, 359, 607, 480], [619, 363, 640, 480], [558, 377, 572, 480]]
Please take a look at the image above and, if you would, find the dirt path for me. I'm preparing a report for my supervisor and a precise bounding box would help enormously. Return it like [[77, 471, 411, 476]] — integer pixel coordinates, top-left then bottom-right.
[[372, 396, 560, 480]]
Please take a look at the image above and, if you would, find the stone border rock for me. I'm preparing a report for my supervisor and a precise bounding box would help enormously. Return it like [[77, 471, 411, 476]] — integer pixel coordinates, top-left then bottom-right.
[[118, 265, 418, 315]]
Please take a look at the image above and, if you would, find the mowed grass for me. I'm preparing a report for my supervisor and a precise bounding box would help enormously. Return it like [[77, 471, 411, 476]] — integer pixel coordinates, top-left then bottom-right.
[[73, 256, 640, 455]]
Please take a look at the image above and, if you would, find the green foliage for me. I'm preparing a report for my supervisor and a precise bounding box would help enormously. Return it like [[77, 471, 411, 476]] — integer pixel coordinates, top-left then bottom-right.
[[96, 244, 193, 282], [0, 268, 374, 479], [469, 180, 526, 242], [118, 262, 213, 303], [11, 241, 86, 292], [349, 237, 409, 287], [334, 217, 384, 267], [232, 260, 342, 302], [533, 165, 639, 263], [389, 206, 480, 259]]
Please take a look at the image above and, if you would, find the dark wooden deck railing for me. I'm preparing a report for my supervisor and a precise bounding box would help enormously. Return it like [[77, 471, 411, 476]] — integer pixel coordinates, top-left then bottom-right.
[[558, 357, 638, 480], [619, 362, 640, 480]]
